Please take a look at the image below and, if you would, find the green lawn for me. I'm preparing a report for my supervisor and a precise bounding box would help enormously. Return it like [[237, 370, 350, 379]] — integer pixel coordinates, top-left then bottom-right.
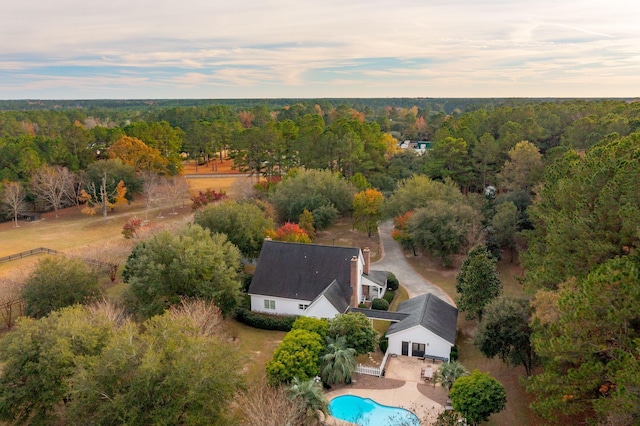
[[225, 319, 286, 381]]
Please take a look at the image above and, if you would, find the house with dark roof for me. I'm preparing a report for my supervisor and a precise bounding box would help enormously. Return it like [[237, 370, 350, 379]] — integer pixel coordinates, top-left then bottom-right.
[[386, 293, 458, 361], [248, 240, 389, 318]]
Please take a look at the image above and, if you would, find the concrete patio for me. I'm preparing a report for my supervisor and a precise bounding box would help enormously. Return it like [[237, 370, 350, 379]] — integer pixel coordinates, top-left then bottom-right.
[[384, 355, 443, 384]]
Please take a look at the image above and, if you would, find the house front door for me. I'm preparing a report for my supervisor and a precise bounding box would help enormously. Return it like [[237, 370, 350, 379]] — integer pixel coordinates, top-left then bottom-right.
[[401, 341, 409, 356]]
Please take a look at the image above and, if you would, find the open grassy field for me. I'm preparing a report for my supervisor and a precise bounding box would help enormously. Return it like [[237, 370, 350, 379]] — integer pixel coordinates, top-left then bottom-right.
[[0, 172, 244, 296]]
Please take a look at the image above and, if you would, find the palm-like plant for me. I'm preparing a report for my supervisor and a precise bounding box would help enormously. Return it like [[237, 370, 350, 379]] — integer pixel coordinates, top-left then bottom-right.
[[288, 377, 329, 424], [321, 336, 357, 385], [433, 361, 469, 392]]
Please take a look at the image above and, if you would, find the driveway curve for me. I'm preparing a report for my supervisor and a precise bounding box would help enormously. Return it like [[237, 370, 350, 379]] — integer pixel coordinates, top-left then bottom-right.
[[374, 220, 455, 306]]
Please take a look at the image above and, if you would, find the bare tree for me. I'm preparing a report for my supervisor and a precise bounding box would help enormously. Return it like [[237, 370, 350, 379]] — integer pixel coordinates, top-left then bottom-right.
[[164, 175, 190, 214], [64, 170, 86, 208], [237, 379, 308, 426], [65, 239, 135, 283], [31, 165, 75, 218], [140, 171, 162, 220], [1, 182, 28, 227]]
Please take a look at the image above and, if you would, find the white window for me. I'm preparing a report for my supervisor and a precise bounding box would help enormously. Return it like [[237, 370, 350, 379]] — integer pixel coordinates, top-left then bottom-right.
[[298, 304, 309, 310], [264, 299, 275, 310]]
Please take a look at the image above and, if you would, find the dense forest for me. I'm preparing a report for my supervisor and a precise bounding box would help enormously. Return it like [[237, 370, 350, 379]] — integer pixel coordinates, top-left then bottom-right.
[[1, 98, 639, 424]]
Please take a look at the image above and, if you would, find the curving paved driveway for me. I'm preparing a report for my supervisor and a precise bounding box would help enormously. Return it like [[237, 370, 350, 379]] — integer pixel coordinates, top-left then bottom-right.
[[374, 220, 456, 306]]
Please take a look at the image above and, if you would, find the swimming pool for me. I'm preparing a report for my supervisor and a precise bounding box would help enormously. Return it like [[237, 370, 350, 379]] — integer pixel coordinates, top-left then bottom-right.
[[328, 394, 420, 426]]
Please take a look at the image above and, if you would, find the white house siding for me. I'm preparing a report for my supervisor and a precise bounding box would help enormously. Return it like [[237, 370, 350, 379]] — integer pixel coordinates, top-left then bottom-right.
[[304, 296, 341, 319], [361, 275, 384, 301], [249, 294, 311, 316], [387, 325, 453, 361]]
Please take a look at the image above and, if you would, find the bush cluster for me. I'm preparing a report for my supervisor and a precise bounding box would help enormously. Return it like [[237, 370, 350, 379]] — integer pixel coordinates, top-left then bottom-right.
[[371, 298, 389, 311], [234, 308, 297, 331], [383, 290, 395, 304], [379, 335, 389, 353], [450, 345, 459, 361], [386, 273, 399, 291]]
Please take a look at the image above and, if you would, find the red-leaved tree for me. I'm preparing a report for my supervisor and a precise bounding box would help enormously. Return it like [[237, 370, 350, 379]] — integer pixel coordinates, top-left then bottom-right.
[[190, 189, 226, 210], [391, 211, 416, 255], [269, 222, 311, 244]]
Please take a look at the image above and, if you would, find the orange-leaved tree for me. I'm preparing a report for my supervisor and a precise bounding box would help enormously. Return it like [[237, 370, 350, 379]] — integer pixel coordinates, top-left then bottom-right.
[[107, 136, 171, 174], [352, 188, 384, 237], [391, 210, 416, 255], [80, 178, 127, 218]]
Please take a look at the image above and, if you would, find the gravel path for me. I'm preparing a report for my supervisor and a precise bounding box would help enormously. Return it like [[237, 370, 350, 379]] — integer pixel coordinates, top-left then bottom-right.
[[373, 220, 455, 306]]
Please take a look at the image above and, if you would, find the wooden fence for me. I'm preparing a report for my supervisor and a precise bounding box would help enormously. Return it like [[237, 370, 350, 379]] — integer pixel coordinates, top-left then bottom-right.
[[0, 247, 59, 264], [0, 248, 120, 329], [0, 247, 117, 280]]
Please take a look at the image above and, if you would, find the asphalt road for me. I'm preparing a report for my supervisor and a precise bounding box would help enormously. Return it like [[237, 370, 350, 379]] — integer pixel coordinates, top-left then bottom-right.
[[373, 220, 456, 306]]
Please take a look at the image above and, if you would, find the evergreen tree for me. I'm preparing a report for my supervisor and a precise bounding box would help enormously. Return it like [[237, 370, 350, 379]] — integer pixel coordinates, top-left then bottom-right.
[[455, 245, 502, 321]]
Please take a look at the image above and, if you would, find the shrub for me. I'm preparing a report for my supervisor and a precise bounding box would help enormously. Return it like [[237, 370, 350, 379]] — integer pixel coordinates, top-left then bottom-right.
[[371, 298, 389, 311], [266, 329, 325, 385], [450, 345, 459, 361], [379, 335, 389, 353], [190, 189, 226, 210], [292, 317, 329, 340], [387, 273, 399, 291], [383, 290, 395, 304], [358, 303, 368, 309], [122, 217, 142, 239], [234, 308, 296, 331]]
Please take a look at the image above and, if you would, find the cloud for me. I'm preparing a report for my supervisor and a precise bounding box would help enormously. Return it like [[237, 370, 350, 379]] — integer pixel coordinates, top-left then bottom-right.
[[1, 0, 639, 98]]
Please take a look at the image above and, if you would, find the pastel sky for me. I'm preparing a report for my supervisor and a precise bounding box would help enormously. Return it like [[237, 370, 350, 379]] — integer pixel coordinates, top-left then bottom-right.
[[1, 0, 639, 99]]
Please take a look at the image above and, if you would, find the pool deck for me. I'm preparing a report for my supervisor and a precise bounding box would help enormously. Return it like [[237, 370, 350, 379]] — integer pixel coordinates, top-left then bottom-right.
[[324, 381, 444, 425]]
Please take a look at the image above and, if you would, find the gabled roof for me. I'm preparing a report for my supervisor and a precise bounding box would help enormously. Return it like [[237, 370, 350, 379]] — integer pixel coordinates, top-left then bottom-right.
[[386, 293, 458, 344], [248, 240, 359, 302], [310, 279, 349, 314], [363, 270, 389, 287]]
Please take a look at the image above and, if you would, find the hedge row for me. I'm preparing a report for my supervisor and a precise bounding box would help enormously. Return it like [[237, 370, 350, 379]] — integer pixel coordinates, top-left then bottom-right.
[[234, 308, 297, 331], [383, 290, 395, 304]]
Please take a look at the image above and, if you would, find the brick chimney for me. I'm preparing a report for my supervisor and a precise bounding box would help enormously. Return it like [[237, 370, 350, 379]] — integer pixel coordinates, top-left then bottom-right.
[[350, 256, 359, 307], [363, 247, 370, 275]]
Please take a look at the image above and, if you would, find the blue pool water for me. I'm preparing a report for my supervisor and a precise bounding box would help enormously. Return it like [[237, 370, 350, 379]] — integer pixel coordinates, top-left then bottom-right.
[[328, 395, 420, 426]]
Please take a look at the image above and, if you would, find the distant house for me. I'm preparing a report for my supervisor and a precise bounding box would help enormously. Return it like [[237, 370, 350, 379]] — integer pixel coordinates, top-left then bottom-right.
[[386, 293, 458, 361], [248, 240, 389, 319], [399, 140, 432, 155]]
